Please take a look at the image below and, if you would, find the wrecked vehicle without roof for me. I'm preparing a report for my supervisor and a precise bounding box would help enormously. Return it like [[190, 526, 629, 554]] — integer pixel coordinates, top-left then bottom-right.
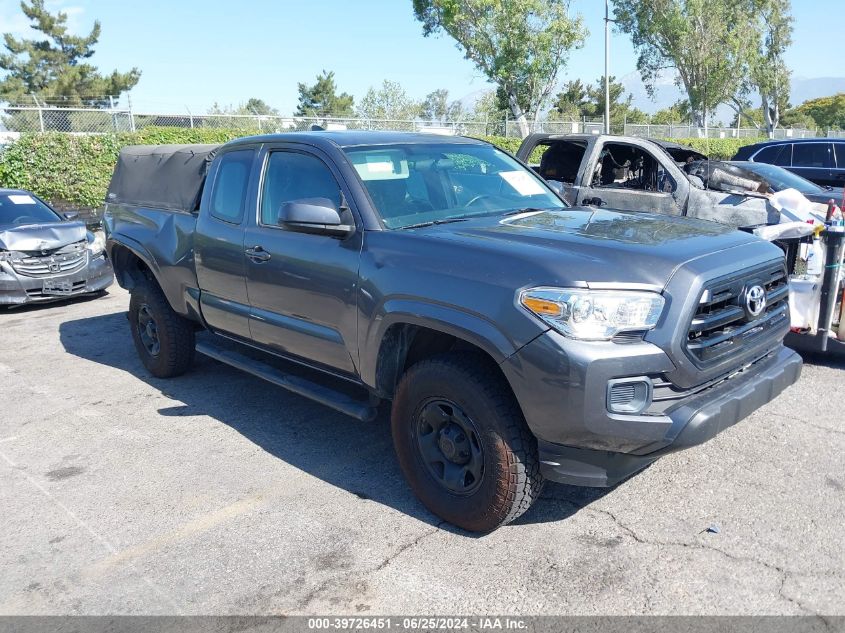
[[0, 189, 113, 307], [516, 133, 817, 228], [103, 133, 801, 532], [517, 135, 845, 356]]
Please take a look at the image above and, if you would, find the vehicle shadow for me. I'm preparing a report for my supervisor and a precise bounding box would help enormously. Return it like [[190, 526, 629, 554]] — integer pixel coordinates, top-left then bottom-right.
[[797, 350, 845, 370], [59, 311, 611, 534]]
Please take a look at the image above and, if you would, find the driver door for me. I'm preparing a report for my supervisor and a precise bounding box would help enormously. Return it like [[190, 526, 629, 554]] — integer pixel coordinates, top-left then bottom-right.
[[577, 140, 688, 216], [242, 144, 363, 376]]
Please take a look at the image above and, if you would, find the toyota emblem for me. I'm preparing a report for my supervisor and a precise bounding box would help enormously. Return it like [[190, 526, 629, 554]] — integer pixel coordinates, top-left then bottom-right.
[[745, 285, 766, 318]]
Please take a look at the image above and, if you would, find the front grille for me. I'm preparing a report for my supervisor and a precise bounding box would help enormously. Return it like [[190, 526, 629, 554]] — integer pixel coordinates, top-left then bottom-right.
[[686, 261, 789, 365], [11, 241, 87, 278]]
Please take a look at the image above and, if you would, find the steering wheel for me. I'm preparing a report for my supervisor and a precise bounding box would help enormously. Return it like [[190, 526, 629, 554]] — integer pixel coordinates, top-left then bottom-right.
[[13, 216, 32, 224], [464, 194, 495, 208]]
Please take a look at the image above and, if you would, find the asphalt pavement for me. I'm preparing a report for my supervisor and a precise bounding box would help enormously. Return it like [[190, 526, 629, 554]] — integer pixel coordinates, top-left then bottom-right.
[[1, 287, 843, 615]]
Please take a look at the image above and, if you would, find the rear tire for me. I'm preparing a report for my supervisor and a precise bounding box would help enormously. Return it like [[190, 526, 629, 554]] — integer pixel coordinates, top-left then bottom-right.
[[391, 353, 544, 532], [128, 281, 195, 378]]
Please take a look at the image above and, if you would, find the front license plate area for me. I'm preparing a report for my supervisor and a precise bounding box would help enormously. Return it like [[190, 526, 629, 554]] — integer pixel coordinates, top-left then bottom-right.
[[42, 279, 74, 295]]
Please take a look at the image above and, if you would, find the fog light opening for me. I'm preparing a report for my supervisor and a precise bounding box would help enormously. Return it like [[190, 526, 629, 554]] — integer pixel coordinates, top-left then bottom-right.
[[606, 377, 652, 414]]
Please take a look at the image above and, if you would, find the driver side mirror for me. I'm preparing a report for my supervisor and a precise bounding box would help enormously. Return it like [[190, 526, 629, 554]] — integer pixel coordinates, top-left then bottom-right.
[[278, 198, 354, 238], [63, 211, 80, 221]]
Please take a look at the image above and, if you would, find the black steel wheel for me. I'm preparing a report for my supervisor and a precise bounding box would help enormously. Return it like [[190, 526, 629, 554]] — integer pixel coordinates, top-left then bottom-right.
[[136, 304, 161, 357], [392, 353, 544, 532], [128, 281, 195, 378], [415, 399, 484, 495]]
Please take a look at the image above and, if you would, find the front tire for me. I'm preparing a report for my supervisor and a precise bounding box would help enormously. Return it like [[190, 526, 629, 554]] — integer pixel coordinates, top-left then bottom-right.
[[391, 353, 544, 532], [128, 281, 195, 378]]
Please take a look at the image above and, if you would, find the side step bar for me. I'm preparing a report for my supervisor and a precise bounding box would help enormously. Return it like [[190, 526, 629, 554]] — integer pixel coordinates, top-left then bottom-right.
[[195, 341, 378, 422]]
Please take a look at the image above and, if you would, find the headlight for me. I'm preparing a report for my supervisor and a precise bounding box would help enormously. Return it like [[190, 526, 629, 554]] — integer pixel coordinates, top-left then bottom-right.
[[88, 232, 106, 257], [519, 287, 665, 341]]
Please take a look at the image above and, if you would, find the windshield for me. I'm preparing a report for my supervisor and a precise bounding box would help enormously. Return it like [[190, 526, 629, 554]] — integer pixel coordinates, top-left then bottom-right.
[[0, 192, 61, 226], [343, 143, 565, 229], [737, 162, 825, 193]]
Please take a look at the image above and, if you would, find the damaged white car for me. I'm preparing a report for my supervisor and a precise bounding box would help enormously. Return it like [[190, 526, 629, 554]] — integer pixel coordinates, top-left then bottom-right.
[[0, 189, 113, 307]]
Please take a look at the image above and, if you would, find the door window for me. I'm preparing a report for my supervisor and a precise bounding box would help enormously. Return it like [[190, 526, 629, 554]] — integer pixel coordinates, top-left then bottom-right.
[[792, 143, 833, 168], [753, 144, 791, 167], [591, 143, 676, 193], [209, 150, 254, 224], [260, 152, 342, 226]]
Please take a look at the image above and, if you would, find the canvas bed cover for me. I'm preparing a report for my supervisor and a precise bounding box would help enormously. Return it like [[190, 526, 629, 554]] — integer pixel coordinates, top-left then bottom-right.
[[106, 144, 220, 212]]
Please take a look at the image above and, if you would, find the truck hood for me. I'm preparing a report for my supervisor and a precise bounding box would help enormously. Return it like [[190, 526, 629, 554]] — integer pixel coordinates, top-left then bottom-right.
[[0, 221, 87, 252], [414, 208, 770, 289]]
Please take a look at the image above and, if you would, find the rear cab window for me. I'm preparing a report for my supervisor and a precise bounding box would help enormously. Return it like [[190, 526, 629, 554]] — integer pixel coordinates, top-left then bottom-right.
[[209, 150, 254, 224], [532, 140, 588, 185]]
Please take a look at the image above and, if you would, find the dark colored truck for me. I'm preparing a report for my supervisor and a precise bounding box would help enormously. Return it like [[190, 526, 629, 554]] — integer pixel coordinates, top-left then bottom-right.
[[104, 132, 802, 532]]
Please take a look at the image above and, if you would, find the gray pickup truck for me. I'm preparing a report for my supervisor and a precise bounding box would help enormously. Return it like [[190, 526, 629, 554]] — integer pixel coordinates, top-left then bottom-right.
[[104, 132, 801, 532]]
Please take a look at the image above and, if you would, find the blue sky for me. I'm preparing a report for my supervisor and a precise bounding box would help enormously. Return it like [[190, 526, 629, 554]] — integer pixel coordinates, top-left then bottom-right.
[[0, 0, 840, 114]]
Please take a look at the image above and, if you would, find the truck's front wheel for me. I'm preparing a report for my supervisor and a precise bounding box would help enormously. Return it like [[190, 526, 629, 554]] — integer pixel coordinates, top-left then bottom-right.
[[128, 282, 195, 378], [391, 354, 544, 532]]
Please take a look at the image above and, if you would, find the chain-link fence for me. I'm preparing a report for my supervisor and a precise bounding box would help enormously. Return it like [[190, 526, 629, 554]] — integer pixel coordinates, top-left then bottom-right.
[[0, 105, 828, 141], [625, 123, 819, 139]]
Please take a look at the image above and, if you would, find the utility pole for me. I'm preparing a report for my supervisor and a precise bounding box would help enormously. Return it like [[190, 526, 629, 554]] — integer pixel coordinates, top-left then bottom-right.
[[604, 0, 612, 134]]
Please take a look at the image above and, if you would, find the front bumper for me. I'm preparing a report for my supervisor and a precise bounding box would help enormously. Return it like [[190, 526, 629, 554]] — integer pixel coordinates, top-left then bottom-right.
[[502, 331, 802, 487], [0, 253, 113, 306]]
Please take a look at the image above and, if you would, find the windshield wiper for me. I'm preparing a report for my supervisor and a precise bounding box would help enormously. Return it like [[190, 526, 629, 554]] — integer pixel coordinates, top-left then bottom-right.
[[398, 217, 471, 230]]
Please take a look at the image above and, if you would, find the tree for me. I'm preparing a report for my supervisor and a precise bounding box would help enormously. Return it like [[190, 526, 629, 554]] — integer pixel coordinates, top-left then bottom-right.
[[550, 76, 648, 128], [727, 0, 793, 136], [779, 107, 816, 130], [792, 94, 845, 130], [420, 89, 464, 122], [612, 0, 759, 128], [295, 70, 354, 117], [207, 99, 278, 116], [750, 0, 793, 136], [0, 0, 140, 108], [650, 100, 692, 124], [243, 98, 278, 116], [412, 0, 587, 138], [550, 79, 589, 119], [469, 90, 507, 134], [356, 80, 420, 121]]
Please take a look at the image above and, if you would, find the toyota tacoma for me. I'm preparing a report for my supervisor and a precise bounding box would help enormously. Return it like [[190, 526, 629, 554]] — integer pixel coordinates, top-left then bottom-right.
[[104, 133, 802, 532]]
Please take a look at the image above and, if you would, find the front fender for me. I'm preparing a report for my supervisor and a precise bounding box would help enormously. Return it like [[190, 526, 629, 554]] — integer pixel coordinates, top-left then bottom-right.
[[359, 297, 531, 388]]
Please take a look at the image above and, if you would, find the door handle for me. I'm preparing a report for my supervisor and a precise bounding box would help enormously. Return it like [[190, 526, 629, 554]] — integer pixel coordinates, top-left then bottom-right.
[[245, 246, 271, 263]]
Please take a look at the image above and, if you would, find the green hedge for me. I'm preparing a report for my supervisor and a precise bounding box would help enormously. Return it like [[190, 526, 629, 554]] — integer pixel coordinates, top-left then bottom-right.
[[0, 128, 260, 211], [0, 128, 761, 211], [663, 137, 759, 160]]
